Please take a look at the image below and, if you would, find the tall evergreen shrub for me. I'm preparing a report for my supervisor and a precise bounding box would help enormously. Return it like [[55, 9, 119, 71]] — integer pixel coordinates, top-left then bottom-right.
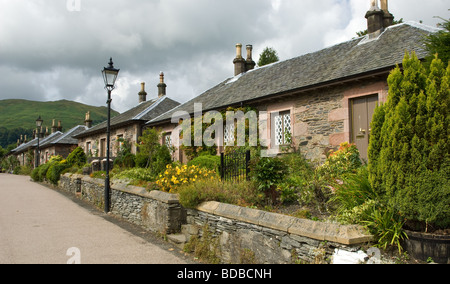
[[368, 52, 450, 230]]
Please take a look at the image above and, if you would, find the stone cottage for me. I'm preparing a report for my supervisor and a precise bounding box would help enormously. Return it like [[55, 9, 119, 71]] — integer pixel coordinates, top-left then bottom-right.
[[74, 73, 180, 159], [11, 120, 82, 167], [38, 125, 88, 165], [145, 1, 440, 162]]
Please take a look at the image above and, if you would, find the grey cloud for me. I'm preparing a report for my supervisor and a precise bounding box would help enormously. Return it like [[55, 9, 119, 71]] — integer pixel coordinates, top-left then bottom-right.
[[0, 0, 447, 113]]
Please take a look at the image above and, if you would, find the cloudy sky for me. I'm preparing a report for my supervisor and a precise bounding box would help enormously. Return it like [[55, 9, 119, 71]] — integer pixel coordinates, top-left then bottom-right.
[[0, 0, 448, 113]]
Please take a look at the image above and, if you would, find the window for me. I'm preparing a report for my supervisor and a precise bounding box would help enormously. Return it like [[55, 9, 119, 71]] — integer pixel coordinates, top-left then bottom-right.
[[224, 123, 235, 146], [272, 111, 292, 146], [86, 142, 92, 156], [164, 133, 173, 148]]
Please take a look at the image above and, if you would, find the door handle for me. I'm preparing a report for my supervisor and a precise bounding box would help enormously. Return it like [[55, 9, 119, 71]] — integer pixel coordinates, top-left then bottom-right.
[[359, 128, 366, 134]]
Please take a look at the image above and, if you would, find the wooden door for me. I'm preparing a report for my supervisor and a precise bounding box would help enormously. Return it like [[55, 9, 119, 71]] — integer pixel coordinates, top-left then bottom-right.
[[351, 95, 378, 161]]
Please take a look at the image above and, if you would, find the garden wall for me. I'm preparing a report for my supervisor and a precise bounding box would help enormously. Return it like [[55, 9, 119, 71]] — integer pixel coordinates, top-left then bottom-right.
[[58, 173, 373, 264]]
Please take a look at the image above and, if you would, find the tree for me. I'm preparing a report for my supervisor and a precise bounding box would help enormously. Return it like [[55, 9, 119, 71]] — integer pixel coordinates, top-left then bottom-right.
[[257, 47, 279, 67], [424, 17, 450, 67], [136, 128, 171, 174], [368, 52, 450, 231]]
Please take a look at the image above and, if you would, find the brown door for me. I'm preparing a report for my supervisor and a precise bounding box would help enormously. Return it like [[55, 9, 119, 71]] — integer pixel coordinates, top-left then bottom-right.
[[100, 139, 106, 157], [351, 95, 378, 161]]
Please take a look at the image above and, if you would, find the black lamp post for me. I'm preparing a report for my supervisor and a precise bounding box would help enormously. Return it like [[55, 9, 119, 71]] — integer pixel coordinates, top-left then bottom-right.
[[102, 58, 119, 213], [35, 116, 43, 168]]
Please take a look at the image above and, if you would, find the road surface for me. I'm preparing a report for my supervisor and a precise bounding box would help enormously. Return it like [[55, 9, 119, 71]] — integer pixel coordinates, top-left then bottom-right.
[[0, 173, 193, 264]]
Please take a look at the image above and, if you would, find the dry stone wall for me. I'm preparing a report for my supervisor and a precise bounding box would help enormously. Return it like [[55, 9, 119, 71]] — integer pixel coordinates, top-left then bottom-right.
[[58, 173, 373, 264]]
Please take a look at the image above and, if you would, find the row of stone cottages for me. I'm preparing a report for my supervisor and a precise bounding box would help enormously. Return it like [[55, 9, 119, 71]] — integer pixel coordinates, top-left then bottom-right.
[[11, 4, 440, 168]]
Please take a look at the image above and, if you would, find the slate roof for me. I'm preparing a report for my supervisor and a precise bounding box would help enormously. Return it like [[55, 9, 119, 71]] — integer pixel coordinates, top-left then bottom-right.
[[41, 125, 88, 148], [11, 131, 63, 154], [75, 96, 180, 138], [148, 22, 439, 125]]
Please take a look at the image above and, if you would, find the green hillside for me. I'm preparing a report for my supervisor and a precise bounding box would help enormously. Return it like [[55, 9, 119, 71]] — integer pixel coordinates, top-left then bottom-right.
[[0, 99, 120, 148]]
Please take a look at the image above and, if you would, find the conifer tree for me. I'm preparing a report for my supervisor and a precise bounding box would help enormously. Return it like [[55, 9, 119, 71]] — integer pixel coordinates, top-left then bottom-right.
[[368, 52, 450, 230]]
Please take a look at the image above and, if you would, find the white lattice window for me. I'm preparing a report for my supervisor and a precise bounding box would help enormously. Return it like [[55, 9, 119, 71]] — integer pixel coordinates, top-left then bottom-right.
[[272, 111, 292, 146], [224, 123, 235, 146], [164, 134, 172, 148]]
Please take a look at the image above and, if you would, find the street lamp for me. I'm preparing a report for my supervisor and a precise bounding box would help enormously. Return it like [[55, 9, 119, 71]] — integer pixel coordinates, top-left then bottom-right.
[[35, 116, 43, 168], [102, 58, 119, 213]]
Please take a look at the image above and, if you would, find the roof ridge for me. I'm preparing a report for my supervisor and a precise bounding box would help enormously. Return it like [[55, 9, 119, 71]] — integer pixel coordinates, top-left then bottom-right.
[[132, 96, 167, 120]]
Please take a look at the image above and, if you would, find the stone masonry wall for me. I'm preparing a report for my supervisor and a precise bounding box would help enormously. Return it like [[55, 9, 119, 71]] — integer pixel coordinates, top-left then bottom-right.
[[58, 174, 373, 264]]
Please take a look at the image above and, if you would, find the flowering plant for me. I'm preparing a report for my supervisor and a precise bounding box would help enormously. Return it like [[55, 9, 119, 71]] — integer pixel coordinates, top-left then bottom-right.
[[156, 164, 217, 193], [318, 142, 362, 179]]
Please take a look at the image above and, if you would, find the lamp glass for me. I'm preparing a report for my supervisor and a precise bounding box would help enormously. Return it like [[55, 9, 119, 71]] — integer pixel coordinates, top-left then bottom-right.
[[102, 58, 120, 90], [36, 116, 43, 128]]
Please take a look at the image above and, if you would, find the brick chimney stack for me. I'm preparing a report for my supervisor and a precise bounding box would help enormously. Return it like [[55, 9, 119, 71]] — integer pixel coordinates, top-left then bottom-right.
[[139, 82, 147, 103], [51, 119, 58, 134], [234, 43, 256, 76], [158, 72, 167, 98], [233, 43, 246, 76], [245, 45, 256, 72], [85, 111, 93, 128], [365, 0, 394, 37]]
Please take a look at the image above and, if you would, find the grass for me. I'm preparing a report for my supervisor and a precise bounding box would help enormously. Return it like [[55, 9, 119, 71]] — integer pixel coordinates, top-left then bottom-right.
[[0, 99, 119, 131]]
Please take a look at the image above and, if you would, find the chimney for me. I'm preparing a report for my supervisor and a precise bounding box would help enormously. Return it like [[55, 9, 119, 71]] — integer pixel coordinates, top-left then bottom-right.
[[85, 111, 93, 128], [51, 119, 58, 134], [365, 0, 393, 37], [233, 43, 246, 76], [139, 82, 147, 103], [380, 0, 394, 29], [158, 72, 167, 98], [57, 120, 62, 132], [245, 45, 256, 72]]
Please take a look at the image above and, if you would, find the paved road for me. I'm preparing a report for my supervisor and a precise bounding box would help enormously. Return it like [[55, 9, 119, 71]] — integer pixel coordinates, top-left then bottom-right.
[[0, 174, 192, 264]]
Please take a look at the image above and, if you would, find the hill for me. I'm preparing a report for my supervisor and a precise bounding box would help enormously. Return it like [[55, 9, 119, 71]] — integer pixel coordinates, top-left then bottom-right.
[[0, 99, 120, 148]]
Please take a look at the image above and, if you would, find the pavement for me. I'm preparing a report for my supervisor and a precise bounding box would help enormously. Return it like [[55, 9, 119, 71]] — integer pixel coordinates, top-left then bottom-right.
[[0, 173, 195, 264]]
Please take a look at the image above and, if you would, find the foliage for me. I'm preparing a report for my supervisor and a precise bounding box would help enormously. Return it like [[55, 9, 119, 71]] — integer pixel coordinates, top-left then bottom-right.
[[249, 156, 288, 204], [368, 52, 450, 230], [113, 138, 136, 168], [330, 167, 375, 210], [317, 142, 362, 180], [362, 206, 409, 254], [0, 127, 32, 149], [330, 167, 379, 224], [114, 167, 156, 183], [0, 99, 119, 147], [155, 164, 217, 193], [46, 159, 71, 185], [187, 154, 221, 172], [179, 114, 219, 160], [1, 155, 19, 173], [424, 17, 450, 67], [257, 47, 280, 67], [136, 128, 172, 174], [31, 155, 63, 182], [66, 147, 87, 168], [276, 152, 314, 205], [177, 179, 263, 209]]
